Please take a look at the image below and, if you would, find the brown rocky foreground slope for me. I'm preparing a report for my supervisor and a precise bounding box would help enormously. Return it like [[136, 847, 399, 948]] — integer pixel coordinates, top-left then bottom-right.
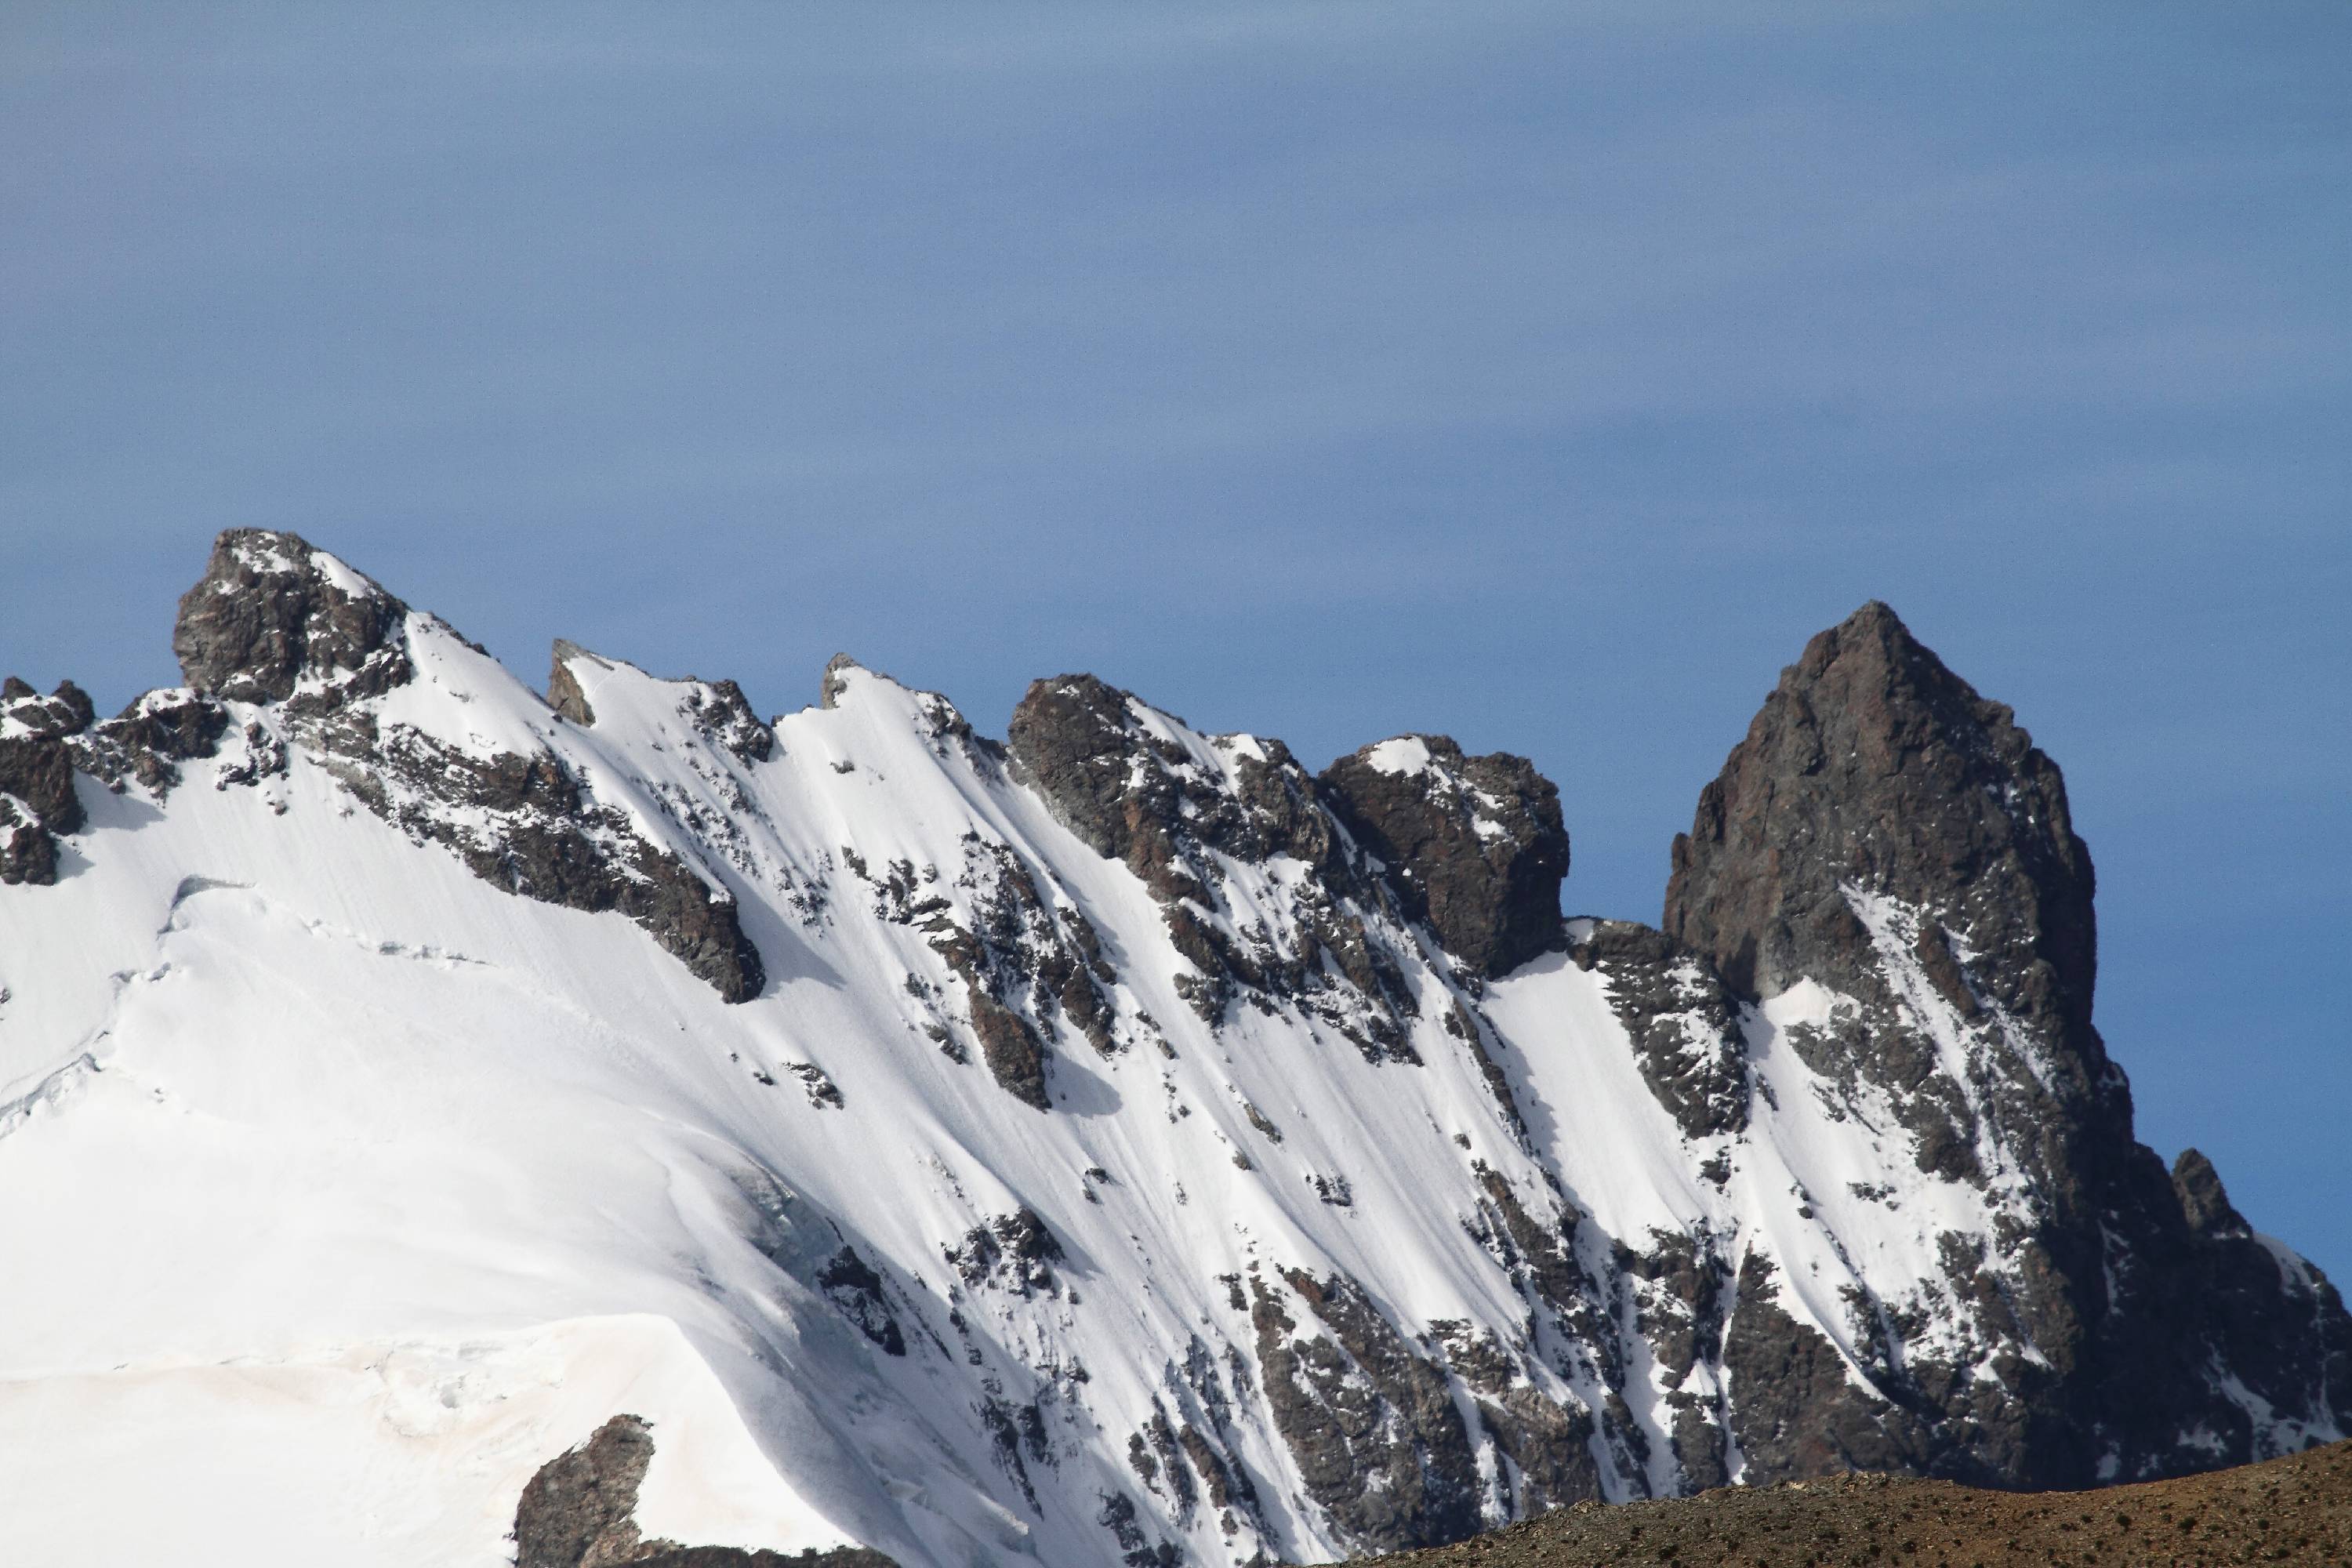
[[1346, 1438, 2352, 1567]]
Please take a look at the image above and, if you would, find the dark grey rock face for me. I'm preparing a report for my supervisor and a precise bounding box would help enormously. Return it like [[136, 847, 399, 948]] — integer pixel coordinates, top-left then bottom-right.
[[1094, 1338, 1272, 1554], [2, 673, 244, 881], [0, 678, 90, 884], [686, 678, 773, 766], [1664, 601, 2095, 1033], [850, 833, 1115, 1106], [154, 532, 767, 1001], [1659, 601, 2352, 1489], [1008, 675, 1345, 900], [515, 1414, 659, 1568], [1250, 1270, 1484, 1551], [75, 691, 232, 795], [1319, 736, 1570, 979], [817, 1246, 907, 1356], [0, 814, 57, 886], [1720, 1253, 1933, 1480], [1566, 920, 1748, 1140], [1, 677, 95, 744], [325, 728, 766, 1003], [0, 725, 82, 836], [175, 528, 413, 706], [514, 1414, 899, 1568], [1623, 1232, 1734, 1490], [2172, 1147, 2247, 1238], [1007, 673, 1418, 1050], [946, 1206, 1065, 1298], [2128, 1154, 2352, 1465]]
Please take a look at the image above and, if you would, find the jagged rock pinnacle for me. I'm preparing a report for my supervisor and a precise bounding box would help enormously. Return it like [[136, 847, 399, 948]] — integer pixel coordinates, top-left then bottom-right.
[[1664, 599, 2095, 1035], [547, 640, 597, 725], [1655, 599, 2350, 1491], [173, 528, 412, 705], [6, 547, 2348, 1561], [2171, 1148, 2251, 1240], [1319, 735, 1570, 979], [819, 653, 864, 710]]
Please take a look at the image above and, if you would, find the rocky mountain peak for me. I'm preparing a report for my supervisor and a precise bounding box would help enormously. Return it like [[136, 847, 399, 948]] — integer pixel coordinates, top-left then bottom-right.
[[2171, 1148, 2251, 1240], [1007, 674, 1336, 887], [1005, 674, 1428, 1043], [514, 1415, 899, 1568], [819, 652, 865, 710], [1319, 735, 1570, 979], [6, 547, 2347, 1564], [546, 640, 598, 725], [1647, 601, 2350, 1493], [173, 528, 413, 706], [548, 641, 773, 765], [0, 677, 94, 741], [140, 535, 767, 1002], [1005, 674, 1160, 866], [1664, 600, 2094, 1037]]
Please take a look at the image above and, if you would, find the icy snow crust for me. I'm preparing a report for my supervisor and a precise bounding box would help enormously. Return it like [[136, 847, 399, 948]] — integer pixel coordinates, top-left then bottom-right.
[[0, 623, 2313, 1563]]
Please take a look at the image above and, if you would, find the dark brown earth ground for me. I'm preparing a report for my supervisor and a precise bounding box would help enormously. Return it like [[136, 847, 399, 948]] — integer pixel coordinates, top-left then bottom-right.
[[1348, 1439, 2352, 1567]]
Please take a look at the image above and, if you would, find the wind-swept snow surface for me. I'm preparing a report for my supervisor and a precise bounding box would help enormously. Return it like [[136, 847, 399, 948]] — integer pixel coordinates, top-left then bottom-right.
[[0, 537, 2343, 1566]]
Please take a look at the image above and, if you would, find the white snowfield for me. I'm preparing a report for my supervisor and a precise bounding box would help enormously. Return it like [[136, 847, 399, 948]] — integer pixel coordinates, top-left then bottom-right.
[[0, 550, 2325, 1566]]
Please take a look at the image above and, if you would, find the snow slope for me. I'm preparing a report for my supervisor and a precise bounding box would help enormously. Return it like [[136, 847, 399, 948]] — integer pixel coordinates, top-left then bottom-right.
[[0, 535, 2340, 1566]]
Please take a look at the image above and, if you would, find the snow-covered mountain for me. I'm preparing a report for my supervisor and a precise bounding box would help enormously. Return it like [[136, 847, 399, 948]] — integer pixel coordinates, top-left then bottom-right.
[[2, 532, 2343, 1567]]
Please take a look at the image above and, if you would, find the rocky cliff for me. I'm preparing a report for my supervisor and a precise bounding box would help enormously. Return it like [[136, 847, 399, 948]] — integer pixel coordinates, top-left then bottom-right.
[[1664, 601, 2349, 1486], [0, 536, 2340, 1568]]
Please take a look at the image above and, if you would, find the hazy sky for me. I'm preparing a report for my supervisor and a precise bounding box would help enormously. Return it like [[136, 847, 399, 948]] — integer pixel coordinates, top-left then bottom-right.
[[4, 3, 2347, 1274]]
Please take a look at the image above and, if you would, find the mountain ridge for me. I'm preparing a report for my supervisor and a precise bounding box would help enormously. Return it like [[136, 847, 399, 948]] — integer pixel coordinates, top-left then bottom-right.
[[0, 531, 2341, 1566]]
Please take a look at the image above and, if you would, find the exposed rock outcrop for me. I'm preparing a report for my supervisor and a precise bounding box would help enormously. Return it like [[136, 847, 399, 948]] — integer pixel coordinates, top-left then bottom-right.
[[0, 677, 91, 883], [1665, 600, 2096, 1034], [1660, 601, 2352, 1487], [817, 1246, 908, 1356], [551, 641, 775, 766], [548, 640, 600, 726], [175, 527, 414, 707], [1009, 675, 1347, 898], [0, 810, 57, 886], [1566, 919, 1747, 1141], [72, 688, 232, 794], [515, 1414, 661, 1568], [2, 670, 250, 884], [330, 731, 766, 1002], [946, 1206, 1066, 1298], [156, 532, 767, 1000], [514, 1414, 899, 1568], [818, 652, 862, 711], [1319, 735, 1570, 979], [1719, 1251, 1933, 1479], [1250, 1271, 1484, 1550], [842, 829, 1120, 1106], [1007, 673, 1417, 1049]]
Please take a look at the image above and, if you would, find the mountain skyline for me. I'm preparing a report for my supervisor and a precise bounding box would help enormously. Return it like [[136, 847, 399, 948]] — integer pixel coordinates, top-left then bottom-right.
[[2, 530, 2340, 1565], [6, 517, 2344, 1296], [7, 5, 2345, 1290]]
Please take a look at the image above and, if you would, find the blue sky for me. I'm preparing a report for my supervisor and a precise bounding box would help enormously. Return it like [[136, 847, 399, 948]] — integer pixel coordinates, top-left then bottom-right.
[[5, 3, 2347, 1275]]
